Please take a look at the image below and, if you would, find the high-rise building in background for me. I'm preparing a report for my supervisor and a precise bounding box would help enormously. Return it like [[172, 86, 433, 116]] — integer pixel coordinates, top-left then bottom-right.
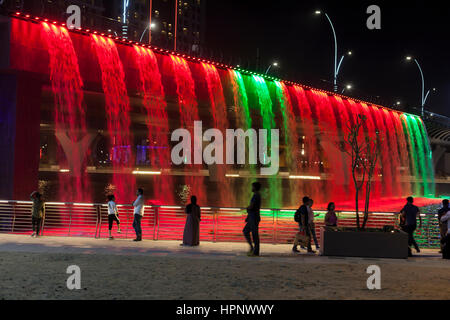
[[1, 0, 106, 28], [104, 0, 206, 53], [1, 0, 206, 53]]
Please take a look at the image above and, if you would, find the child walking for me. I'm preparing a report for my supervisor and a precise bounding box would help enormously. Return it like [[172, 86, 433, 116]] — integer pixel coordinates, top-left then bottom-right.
[[107, 195, 121, 239]]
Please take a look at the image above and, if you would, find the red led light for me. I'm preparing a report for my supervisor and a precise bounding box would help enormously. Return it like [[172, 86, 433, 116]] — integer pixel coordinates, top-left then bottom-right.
[[15, 12, 20, 15]]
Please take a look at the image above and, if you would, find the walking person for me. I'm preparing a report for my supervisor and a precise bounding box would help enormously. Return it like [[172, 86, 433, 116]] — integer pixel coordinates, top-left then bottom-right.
[[30, 191, 44, 237], [440, 209, 450, 259], [182, 196, 201, 246], [324, 202, 338, 227], [308, 198, 320, 249], [437, 199, 449, 253], [243, 182, 261, 257], [292, 196, 315, 253], [400, 196, 422, 257], [132, 188, 144, 242], [107, 195, 121, 240]]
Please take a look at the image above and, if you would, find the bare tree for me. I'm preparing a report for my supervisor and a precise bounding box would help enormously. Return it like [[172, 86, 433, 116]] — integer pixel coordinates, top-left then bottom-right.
[[343, 114, 381, 230], [344, 114, 366, 229], [362, 131, 380, 229]]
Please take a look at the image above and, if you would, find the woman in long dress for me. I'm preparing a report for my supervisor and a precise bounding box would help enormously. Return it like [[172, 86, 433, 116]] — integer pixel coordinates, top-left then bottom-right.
[[182, 196, 201, 246]]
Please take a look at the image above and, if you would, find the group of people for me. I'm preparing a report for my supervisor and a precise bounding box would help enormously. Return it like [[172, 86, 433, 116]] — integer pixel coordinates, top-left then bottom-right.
[[28, 188, 450, 259], [291, 197, 337, 253], [399, 196, 450, 258]]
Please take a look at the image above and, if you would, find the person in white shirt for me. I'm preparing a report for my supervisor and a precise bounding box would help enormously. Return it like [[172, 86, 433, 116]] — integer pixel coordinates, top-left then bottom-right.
[[441, 211, 450, 259], [132, 188, 144, 241], [107, 195, 121, 239]]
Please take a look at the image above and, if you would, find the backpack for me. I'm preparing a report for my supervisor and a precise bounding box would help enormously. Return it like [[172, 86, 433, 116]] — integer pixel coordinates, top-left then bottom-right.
[[294, 207, 302, 224]]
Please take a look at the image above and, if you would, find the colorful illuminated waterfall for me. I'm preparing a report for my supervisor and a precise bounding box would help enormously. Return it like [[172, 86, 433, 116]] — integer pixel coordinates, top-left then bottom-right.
[[133, 46, 174, 205], [8, 17, 436, 208], [251, 76, 281, 208], [275, 81, 300, 205], [91, 35, 135, 203], [169, 55, 205, 204], [41, 22, 91, 202], [229, 70, 254, 204], [201, 63, 232, 205]]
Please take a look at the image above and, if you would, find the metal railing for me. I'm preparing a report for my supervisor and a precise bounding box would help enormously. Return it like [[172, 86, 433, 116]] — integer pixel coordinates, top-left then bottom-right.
[[0, 200, 442, 248]]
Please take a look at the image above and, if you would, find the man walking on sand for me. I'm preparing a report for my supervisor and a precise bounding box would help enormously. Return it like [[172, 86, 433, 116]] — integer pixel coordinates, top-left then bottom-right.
[[440, 208, 450, 259], [400, 196, 422, 257], [132, 188, 144, 242], [438, 199, 449, 253], [293, 196, 315, 254], [243, 182, 261, 257]]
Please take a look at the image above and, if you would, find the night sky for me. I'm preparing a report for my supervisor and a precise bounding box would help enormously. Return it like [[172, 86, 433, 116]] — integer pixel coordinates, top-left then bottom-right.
[[205, 0, 450, 117]]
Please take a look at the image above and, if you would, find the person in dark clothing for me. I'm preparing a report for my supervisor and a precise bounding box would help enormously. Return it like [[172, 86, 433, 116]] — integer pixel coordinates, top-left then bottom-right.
[[292, 196, 315, 253], [243, 182, 261, 257], [437, 199, 450, 253], [182, 196, 201, 246], [30, 191, 45, 237], [440, 210, 450, 259], [400, 196, 422, 257]]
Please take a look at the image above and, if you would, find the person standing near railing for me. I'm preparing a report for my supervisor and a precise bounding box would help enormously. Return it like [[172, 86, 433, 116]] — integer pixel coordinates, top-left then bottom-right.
[[440, 208, 450, 259], [437, 199, 449, 253], [107, 195, 121, 239], [400, 196, 422, 257], [324, 202, 338, 227], [243, 182, 261, 257], [30, 191, 44, 238], [181, 196, 201, 246], [132, 188, 144, 242]]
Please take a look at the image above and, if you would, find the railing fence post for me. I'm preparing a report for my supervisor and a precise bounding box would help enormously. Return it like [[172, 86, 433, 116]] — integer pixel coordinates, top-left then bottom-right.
[[41, 203, 46, 236], [213, 209, 217, 243], [95, 204, 101, 239], [156, 207, 160, 241], [11, 202, 16, 233], [153, 207, 159, 240], [124, 207, 129, 239], [68, 204, 72, 237], [272, 209, 277, 245]]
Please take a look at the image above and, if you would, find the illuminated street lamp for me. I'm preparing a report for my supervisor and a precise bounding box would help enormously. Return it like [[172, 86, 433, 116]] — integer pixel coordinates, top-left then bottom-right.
[[315, 10, 352, 92], [140, 22, 156, 43], [341, 84, 352, 94], [265, 62, 279, 75], [405, 56, 435, 115]]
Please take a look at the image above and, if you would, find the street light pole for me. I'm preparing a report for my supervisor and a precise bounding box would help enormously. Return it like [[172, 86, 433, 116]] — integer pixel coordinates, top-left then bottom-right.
[[324, 13, 338, 92], [139, 23, 155, 43], [316, 11, 350, 92], [265, 62, 278, 75], [407, 56, 430, 115]]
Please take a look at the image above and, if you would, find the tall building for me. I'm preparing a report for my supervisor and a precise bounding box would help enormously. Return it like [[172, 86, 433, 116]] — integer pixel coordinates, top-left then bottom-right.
[[1, 0, 106, 29], [1, 0, 206, 54], [104, 0, 206, 53]]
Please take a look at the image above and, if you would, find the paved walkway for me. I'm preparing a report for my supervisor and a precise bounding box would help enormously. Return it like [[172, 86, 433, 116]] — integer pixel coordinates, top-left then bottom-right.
[[0, 234, 446, 267]]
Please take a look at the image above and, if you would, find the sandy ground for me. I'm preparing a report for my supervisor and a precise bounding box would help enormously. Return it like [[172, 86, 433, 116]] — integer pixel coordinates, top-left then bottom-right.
[[0, 234, 449, 300]]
